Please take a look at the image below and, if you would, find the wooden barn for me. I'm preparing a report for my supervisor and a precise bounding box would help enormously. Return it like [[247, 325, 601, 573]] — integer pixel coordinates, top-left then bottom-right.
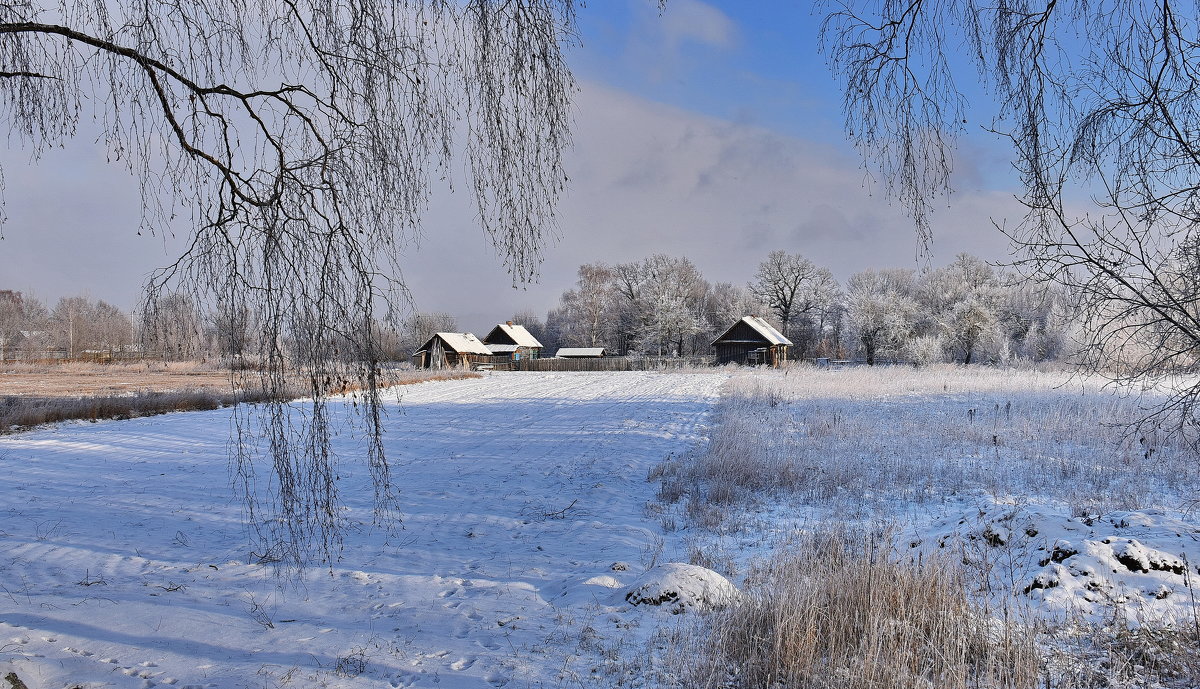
[[482, 322, 543, 361], [555, 347, 606, 358], [712, 316, 793, 367], [412, 332, 493, 369]]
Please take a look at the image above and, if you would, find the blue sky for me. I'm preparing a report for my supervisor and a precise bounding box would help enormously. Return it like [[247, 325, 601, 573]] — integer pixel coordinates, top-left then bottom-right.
[[571, 1, 842, 141], [0, 1, 1024, 326]]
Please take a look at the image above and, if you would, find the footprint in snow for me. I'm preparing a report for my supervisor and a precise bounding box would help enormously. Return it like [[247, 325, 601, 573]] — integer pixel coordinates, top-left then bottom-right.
[[450, 657, 476, 671]]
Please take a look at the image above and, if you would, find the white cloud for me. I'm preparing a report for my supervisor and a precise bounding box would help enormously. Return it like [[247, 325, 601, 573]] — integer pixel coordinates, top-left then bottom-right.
[[622, 0, 738, 84], [0, 80, 1023, 329], [660, 0, 738, 51]]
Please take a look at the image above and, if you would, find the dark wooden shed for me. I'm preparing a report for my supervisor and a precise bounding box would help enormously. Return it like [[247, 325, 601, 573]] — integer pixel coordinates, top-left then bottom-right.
[[712, 316, 793, 367], [412, 332, 493, 369]]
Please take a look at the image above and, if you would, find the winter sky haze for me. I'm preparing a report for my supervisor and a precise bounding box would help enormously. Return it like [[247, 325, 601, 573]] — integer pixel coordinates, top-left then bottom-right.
[[0, 1, 1023, 327]]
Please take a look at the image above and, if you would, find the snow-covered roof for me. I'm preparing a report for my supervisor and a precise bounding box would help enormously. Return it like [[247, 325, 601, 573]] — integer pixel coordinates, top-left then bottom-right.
[[487, 344, 520, 354], [419, 332, 493, 355], [485, 323, 543, 349], [712, 316, 793, 347], [556, 347, 606, 358], [743, 316, 792, 345]]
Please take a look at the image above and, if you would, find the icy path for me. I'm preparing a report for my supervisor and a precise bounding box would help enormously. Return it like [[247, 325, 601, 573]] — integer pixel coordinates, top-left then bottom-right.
[[0, 371, 723, 688]]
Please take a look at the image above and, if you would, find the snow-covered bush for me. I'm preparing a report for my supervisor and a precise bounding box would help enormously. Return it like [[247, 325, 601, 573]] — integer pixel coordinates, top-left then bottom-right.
[[901, 333, 946, 365]]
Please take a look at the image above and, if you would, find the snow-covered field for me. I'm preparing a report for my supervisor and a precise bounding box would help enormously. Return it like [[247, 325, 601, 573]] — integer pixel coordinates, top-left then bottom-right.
[[6, 365, 1200, 688], [653, 365, 1200, 687], [0, 372, 726, 688]]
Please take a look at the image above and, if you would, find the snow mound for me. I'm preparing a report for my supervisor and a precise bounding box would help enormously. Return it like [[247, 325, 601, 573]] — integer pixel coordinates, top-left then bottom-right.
[[624, 563, 739, 614], [908, 500, 1200, 624]]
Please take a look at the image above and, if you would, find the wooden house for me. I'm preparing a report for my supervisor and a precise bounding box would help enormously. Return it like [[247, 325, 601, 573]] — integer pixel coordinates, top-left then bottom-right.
[[555, 347, 606, 358], [413, 332, 493, 369], [712, 316, 793, 367], [482, 322, 543, 361]]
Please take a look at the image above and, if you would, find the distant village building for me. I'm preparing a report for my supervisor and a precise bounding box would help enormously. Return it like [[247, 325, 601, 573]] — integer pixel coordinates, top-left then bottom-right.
[[412, 332, 492, 369], [712, 316, 793, 367], [482, 322, 543, 361], [555, 347, 606, 358]]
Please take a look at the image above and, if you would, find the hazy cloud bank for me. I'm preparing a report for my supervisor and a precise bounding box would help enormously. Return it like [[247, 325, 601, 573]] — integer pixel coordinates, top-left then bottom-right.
[[0, 80, 1021, 328]]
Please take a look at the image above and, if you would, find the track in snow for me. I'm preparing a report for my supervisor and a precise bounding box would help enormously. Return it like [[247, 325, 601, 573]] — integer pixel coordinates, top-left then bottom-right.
[[0, 371, 724, 688]]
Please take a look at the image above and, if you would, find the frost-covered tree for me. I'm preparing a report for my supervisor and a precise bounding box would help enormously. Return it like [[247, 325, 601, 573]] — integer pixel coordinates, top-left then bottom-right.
[[920, 254, 1003, 364], [0, 291, 29, 360], [612, 255, 707, 356], [752, 251, 835, 341], [551, 264, 619, 349], [141, 293, 206, 360], [49, 296, 132, 357], [823, 0, 1200, 436], [844, 269, 919, 365]]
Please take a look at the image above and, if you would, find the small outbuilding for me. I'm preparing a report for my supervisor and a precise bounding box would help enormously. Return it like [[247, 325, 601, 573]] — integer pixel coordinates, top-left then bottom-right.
[[711, 316, 792, 367], [482, 322, 543, 360], [413, 332, 493, 369], [556, 347, 607, 358]]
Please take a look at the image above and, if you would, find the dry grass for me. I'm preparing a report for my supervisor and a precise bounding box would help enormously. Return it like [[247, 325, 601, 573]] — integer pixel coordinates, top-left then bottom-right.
[[0, 360, 234, 397], [656, 528, 1039, 689], [653, 364, 1198, 520], [646, 364, 1200, 689], [0, 389, 256, 431], [0, 364, 479, 433]]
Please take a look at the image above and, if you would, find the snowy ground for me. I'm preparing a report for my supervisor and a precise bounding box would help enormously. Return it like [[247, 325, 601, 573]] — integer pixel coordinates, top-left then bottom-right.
[[0, 371, 726, 688], [668, 365, 1200, 629]]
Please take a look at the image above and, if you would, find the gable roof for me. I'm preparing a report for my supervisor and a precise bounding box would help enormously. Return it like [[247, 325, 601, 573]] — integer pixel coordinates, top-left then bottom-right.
[[417, 332, 493, 356], [712, 316, 793, 347], [483, 323, 543, 349]]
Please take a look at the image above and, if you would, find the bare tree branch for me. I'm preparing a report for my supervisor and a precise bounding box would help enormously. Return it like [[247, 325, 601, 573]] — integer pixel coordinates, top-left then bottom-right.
[[0, 1, 579, 571]]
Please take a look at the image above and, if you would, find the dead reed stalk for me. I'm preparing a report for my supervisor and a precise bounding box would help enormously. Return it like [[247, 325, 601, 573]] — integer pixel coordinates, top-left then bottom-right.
[[697, 528, 1040, 689]]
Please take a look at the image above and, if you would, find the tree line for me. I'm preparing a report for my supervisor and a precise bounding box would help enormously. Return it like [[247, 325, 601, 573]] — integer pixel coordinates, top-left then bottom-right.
[[533, 251, 1069, 365], [0, 290, 452, 364], [0, 291, 136, 360], [0, 251, 1068, 366]]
